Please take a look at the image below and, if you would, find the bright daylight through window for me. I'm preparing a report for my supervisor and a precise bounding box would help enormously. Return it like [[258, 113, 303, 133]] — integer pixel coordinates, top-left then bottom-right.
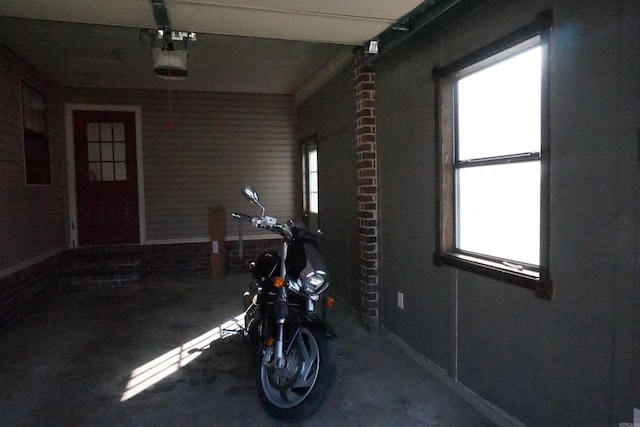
[[434, 11, 552, 296], [307, 147, 319, 214], [456, 45, 542, 266]]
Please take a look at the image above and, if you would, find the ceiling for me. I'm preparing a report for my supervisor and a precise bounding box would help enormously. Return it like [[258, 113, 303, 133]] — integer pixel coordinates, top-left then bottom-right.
[[0, 0, 427, 101]]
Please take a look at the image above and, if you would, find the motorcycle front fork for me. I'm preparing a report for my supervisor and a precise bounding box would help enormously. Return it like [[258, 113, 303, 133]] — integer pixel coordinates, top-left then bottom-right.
[[264, 287, 288, 369], [262, 320, 287, 368], [274, 319, 286, 368]]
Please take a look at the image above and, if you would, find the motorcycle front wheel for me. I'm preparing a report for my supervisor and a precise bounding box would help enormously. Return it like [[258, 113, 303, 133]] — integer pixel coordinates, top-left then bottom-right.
[[258, 326, 336, 422]]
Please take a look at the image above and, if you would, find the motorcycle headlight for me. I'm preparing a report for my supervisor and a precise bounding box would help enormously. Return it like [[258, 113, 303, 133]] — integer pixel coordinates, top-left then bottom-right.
[[303, 270, 328, 294]]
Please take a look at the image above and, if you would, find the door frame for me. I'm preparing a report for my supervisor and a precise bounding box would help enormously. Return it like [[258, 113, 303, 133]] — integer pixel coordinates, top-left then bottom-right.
[[64, 104, 146, 247]]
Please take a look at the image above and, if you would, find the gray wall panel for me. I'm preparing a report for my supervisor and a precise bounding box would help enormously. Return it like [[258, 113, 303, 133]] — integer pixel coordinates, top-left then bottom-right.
[[297, 68, 360, 308], [377, 48, 451, 368], [374, 0, 639, 425]]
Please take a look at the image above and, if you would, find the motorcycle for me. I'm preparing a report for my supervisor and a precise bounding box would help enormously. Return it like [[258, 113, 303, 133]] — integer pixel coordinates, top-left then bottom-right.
[[232, 185, 337, 422]]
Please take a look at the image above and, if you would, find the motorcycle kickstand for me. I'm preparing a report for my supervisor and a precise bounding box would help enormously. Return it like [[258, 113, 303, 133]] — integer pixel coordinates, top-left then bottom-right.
[[222, 317, 248, 337]]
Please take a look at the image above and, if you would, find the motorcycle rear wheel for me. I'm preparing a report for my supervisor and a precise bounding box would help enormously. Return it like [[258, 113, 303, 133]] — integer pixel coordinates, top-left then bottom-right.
[[258, 326, 336, 422]]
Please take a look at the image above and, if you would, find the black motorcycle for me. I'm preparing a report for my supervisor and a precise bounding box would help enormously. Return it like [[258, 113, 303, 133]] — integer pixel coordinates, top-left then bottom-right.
[[232, 186, 337, 422]]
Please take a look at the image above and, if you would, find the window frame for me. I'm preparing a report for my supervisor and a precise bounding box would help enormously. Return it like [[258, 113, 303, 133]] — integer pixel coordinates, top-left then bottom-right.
[[307, 146, 319, 214], [432, 10, 553, 299], [21, 80, 51, 186], [301, 132, 320, 219]]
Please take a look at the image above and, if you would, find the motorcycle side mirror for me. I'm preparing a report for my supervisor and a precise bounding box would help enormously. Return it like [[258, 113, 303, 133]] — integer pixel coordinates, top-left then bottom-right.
[[241, 185, 265, 217], [242, 186, 259, 204]]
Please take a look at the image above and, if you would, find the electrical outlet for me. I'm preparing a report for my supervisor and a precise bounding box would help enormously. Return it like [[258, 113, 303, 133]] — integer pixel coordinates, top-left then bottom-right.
[[397, 291, 404, 309]]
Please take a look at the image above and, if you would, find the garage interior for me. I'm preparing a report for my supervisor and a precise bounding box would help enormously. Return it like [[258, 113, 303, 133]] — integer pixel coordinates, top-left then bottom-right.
[[1, 1, 639, 426]]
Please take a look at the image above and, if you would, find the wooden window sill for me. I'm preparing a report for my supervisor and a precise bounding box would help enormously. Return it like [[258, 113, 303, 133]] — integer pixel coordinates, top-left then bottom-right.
[[434, 252, 552, 300]]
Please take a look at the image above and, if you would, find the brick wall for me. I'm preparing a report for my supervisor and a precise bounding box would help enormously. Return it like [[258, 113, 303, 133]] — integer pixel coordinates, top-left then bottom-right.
[[61, 243, 211, 279], [141, 243, 211, 277], [0, 254, 61, 330], [0, 239, 283, 330], [59, 240, 282, 279], [354, 48, 379, 328]]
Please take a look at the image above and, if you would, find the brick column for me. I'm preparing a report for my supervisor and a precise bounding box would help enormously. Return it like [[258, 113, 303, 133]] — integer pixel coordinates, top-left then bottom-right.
[[354, 48, 379, 328]]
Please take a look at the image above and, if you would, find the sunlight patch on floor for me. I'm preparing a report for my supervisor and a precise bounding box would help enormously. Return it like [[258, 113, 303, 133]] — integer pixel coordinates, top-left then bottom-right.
[[120, 313, 245, 401]]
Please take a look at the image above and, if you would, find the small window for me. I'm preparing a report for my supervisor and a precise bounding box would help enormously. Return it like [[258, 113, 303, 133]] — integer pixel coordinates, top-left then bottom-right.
[[433, 11, 552, 298], [21, 82, 51, 185], [302, 137, 319, 216], [307, 148, 319, 214], [87, 122, 127, 182]]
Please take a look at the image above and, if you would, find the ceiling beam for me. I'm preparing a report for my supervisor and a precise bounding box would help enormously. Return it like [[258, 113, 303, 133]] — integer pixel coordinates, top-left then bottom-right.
[[151, 0, 172, 30]]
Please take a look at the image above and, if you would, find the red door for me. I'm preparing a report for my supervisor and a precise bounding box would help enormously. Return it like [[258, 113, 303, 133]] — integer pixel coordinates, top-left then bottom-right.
[[73, 110, 139, 246]]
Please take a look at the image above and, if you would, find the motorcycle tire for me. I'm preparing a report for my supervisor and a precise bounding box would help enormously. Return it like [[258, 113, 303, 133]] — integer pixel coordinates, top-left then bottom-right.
[[257, 326, 336, 422]]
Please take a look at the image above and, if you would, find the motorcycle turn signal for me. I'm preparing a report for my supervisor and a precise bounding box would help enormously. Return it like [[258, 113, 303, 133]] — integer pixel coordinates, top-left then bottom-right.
[[273, 276, 285, 288]]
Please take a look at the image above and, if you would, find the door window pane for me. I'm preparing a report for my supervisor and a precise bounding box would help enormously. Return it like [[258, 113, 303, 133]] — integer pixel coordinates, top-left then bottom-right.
[[114, 143, 126, 161], [113, 122, 125, 141], [114, 162, 127, 181], [100, 123, 113, 141], [101, 142, 114, 161], [87, 122, 129, 182], [87, 123, 100, 141], [102, 162, 115, 181], [89, 162, 102, 181], [88, 143, 101, 161]]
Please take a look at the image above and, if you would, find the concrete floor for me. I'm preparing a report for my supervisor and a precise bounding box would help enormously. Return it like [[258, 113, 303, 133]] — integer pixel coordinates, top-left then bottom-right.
[[0, 274, 494, 427]]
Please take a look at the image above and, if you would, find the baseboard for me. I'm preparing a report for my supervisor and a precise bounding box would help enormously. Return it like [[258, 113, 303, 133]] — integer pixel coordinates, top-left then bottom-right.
[[379, 328, 526, 427]]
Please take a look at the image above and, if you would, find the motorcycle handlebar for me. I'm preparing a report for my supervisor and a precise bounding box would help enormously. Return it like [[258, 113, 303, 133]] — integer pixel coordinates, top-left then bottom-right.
[[232, 212, 289, 238], [232, 212, 253, 221]]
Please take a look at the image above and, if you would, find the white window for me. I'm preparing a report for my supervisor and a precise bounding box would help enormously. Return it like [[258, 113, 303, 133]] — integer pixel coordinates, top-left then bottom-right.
[[434, 11, 552, 297], [302, 138, 319, 216], [307, 147, 319, 214], [456, 44, 542, 266]]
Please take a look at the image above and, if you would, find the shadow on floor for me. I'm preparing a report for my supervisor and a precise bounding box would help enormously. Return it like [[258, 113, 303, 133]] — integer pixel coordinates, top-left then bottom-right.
[[0, 274, 494, 427]]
